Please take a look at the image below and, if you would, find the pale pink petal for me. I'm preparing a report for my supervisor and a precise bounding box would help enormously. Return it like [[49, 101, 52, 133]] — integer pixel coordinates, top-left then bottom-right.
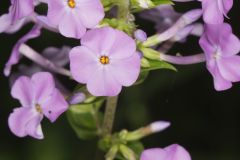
[[217, 56, 240, 82], [31, 72, 55, 104], [42, 89, 68, 122], [218, 0, 233, 17], [47, 0, 65, 27], [8, 107, 43, 139], [11, 76, 33, 107], [202, 0, 223, 24], [0, 14, 11, 33], [59, 11, 86, 38], [221, 34, 240, 57], [10, 0, 34, 23], [87, 67, 122, 96], [164, 144, 191, 160], [25, 113, 44, 139], [109, 53, 141, 86], [199, 33, 216, 61], [109, 29, 136, 59], [81, 27, 116, 55], [69, 46, 99, 83], [76, 0, 104, 28], [140, 144, 191, 160], [140, 148, 167, 160], [207, 61, 232, 91]]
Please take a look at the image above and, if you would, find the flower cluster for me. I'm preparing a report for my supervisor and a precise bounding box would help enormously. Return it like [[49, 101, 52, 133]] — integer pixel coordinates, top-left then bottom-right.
[[1, 0, 239, 159]]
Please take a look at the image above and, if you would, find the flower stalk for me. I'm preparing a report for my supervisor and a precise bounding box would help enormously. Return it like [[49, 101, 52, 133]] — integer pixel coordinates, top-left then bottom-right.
[[102, 96, 119, 136], [160, 53, 206, 65], [19, 44, 72, 77]]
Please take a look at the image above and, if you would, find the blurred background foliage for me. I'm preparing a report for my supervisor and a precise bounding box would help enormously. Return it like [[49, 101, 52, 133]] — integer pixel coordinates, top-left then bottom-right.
[[0, 1, 240, 160]]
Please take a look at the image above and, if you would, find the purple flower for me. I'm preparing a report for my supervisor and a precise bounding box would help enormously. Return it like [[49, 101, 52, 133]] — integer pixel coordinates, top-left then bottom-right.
[[200, 0, 233, 24], [70, 27, 141, 96], [4, 25, 42, 76], [8, 72, 68, 139], [47, 0, 104, 38], [199, 23, 240, 91], [140, 144, 191, 160]]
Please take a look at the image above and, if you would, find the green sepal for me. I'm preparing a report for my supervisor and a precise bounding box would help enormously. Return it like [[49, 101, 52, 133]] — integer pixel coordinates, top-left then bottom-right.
[[99, 18, 136, 35], [141, 58, 177, 72]]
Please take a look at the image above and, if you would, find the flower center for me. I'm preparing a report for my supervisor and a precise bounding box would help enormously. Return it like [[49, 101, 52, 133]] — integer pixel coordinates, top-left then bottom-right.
[[100, 56, 110, 65], [68, 0, 76, 8], [214, 50, 221, 60], [35, 104, 43, 113]]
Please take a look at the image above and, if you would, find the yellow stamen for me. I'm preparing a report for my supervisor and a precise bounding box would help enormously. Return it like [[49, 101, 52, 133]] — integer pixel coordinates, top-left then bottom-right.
[[35, 104, 43, 113], [100, 56, 110, 65], [68, 0, 76, 8]]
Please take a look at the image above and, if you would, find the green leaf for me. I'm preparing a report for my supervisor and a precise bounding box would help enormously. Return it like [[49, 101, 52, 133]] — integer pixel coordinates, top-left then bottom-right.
[[141, 58, 177, 72], [67, 98, 105, 140]]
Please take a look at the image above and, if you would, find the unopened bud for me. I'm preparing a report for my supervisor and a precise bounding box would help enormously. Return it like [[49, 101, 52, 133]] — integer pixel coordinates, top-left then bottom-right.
[[69, 92, 86, 105]]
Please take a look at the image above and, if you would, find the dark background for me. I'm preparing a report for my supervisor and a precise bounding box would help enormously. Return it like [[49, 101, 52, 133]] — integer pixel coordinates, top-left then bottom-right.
[[0, 1, 240, 160]]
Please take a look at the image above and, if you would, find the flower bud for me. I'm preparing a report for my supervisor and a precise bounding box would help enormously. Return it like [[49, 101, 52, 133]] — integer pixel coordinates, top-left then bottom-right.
[[125, 121, 171, 141], [68, 92, 86, 105]]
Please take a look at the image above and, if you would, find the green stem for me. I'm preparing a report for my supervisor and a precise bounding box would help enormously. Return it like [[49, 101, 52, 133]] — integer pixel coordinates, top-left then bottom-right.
[[102, 96, 119, 136], [94, 97, 118, 160]]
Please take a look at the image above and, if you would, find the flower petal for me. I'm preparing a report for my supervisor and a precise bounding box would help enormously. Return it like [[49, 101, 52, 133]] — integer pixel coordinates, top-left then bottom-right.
[[76, 0, 104, 28], [109, 53, 141, 86], [81, 27, 116, 55], [140, 144, 191, 160], [87, 67, 122, 96], [25, 113, 44, 139], [199, 32, 215, 61], [207, 60, 232, 91], [109, 29, 136, 59], [31, 72, 55, 104], [202, 0, 223, 24], [59, 11, 86, 38], [10, 0, 34, 23], [218, 24, 240, 56], [0, 14, 11, 33], [70, 46, 99, 83], [218, 0, 233, 17], [8, 107, 43, 139], [11, 76, 33, 107], [46, 0, 65, 27], [140, 148, 167, 160], [42, 89, 68, 122], [217, 56, 240, 82], [164, 144, 191, 160]]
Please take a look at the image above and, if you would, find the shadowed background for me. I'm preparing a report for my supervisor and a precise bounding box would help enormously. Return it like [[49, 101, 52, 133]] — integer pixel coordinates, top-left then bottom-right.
[[0, 1, 240, 160]]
